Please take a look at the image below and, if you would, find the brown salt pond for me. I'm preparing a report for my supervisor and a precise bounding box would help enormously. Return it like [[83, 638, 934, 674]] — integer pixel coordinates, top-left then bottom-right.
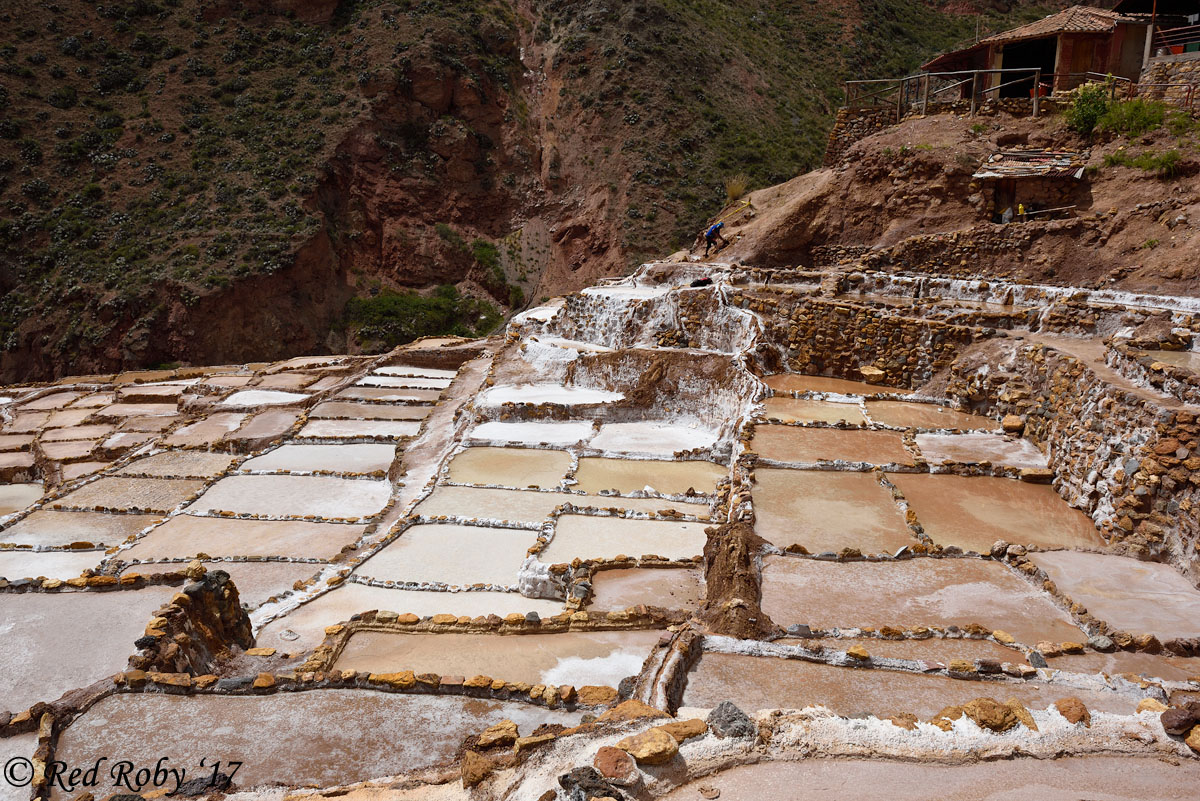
[[680, 652, 1135, 716], [1, 510, 160, 547], [0, 587, 176, 711], [1143, 349, 1200, 373], [163, 412, 246, 447], [573, 457, 726, 495], [781, 636, 1024, 665], [764, 375, 907, 395], [760, 556, 1086, 645], [0, 483, 43, 515], [751, 426, 915, 466], [188, 475, 392, 519], [414, 486, 568, 523], [257, 585, 563, 651], [913, 433, 1047, 468], [752, 468, 915, 554], [355, 524, 537, 587], [1030, 551, 1200, 641], [120, 516, 366, 561], [1046, 650, 1200, 682], [0, 550, 103, 580], [333, 629, 662, 687], [118, 561, 323, 609], [761, 397, 866, 425], [659, 757, 1200, 801], [50, 691, 581, 797], [240, 443, 396, 474], [310, 401, 431, 421], [116, 450, 237, 478], [888, 474, 1102, 552], [588, 567, 704, 611], [589, 421, 718, 455], [865, 401, 1001, 431], [541, 516, 707, 562], [446, 447, 571, 489], [53, 477, 206, 513]]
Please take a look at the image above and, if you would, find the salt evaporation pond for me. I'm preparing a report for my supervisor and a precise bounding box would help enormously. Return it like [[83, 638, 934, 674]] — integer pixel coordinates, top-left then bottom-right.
[[54, 477, 206, 513], [188, 475, 392, 519], [374, 366, 458, 378], [310, 401, 431, 420], [1, 510, 159, 547], [297, 419, 420, 439], [0, 550, 103, 580], [117, 450, 237, 478], [121, 515, 365, 561], [765, 375, 907, 395], [120, 561, 322, 609], [1143, 349, 1200, 373], [752, 426, 915, 465], [220, 390, 309, 406], [447, 447, 571, 489], [414, 485, 566, 523], [240, 443, 396, 474], [580, 284, 671, 299], [356, 524, 537, 586], [573, 457, 726, 495], [761, 397, 866, 425], [588, 567, 705, 611], [542, 516, 706, 562], [784, 636, 1024, 665], [590, 421, 718, 454], [356, 375, 452, 389], [479, 384, 624, 406], [865, 401, 1001, 431], [470, 420, 595, 445], [914, 433, 1048, 468], [0, 483, 43, 515]]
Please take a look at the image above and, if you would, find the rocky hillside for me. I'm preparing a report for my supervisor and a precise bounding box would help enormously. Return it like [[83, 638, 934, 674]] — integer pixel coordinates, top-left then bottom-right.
[[0, 0, 1064, 380]]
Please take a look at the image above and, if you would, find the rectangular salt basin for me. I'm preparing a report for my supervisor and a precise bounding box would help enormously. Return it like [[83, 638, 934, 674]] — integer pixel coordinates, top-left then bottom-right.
[[0, 550, 103, 580], [357, 375, 452, 389], [121, 515, 366, 561], [116, 450, 237, 478], [865, 401, 1001, 431], [414, 486, 569, 523], [888, 474, 1101, 552], [764, 375, 907, 395], [1143, 349, 1200, 373], [914, 433, 1048, 469], [589, 422, 718, 455], [163, 412, 246, 447], [446, 447, 571, 489], [680, 652, 1137, 718], [1, 733, 37, 801], [334, 629, 662, 687], [0, 483, 43, 515], [751, 426, 915, 466], [310, 401, 430, 421], [480, 384, 624, 406], [588, 567, 704, 611], [188, 475, 391, 519], [470, 421, 595, 445], [241, 443, 396, 474], [761, 397, 866, 425], [0, 588, 177, 712], [785, 636, 1025, 665], [574, 457, 726, 495], [355, 523, 537, 587], [53, 477, 206, 513], [1, 510, 160, 547], [50, 691, 580, 797], [1031, 551, 1200, 641], [752, 468, 916, 554], [1047, 649, 1200, 683], [335, 387, 442, 403], [760, 555, 1086, 646], [256, 585, 564, 652], [374, 366, 458, 379], [541, 516, 706, 562], [298, 419, 420, 440], [120, 561, 323, 609]]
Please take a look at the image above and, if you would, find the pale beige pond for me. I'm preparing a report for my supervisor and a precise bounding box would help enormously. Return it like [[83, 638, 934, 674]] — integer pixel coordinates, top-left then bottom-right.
[[116, 450, 237, 478], [865, 401, 1001, 431], [761, 397, 866, 425], [764, 375, 907, 395], [888, 474, 1102, 551], [541, 515, 707, 562], [588, 567, 704, 611], [311, 401, 431, 421], [589, 421, 718, 455], [1143, 349, 1200, 373], [914, 433, 1048, 468], [188, 475, 392, 519], [752, 468, 915, 554], [414, 485, 568, 523], [0, 483, 42, 515], [240, 443, 396, 474], [119, 561, 323, 608], [356, 524, 538, 587], [573, 457, 725, 495], [1, 510, 160, 547], [121, 515, 366, 561], [0, 550, 103, 580], [163, 412, 246, 447], [298, 419, 420, 439], [752, 426, 914, 465], [53, 477, 206, 513], [446, 447, 571, 489]]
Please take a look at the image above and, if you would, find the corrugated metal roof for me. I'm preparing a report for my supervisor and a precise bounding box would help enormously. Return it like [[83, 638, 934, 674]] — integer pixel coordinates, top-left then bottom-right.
[[973, 149, 1088, 179], [979, 5, 1136, 46]]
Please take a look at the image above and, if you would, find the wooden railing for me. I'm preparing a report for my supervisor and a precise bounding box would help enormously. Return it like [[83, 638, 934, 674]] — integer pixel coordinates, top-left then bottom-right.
[[1154, 22, 1200, 56]]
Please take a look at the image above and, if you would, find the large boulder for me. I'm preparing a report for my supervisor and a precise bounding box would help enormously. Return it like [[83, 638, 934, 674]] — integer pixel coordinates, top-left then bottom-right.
[[707, 701, 755, 739]]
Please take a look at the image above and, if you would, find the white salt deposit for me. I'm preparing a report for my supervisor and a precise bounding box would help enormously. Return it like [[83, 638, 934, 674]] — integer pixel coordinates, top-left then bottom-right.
[[189, 475, 392, 519], [356, 376, 452, 389], [298, 420, 421, 439], [580, 285, 671, 300], [470, 421, 595, 445], [372, 366, 458, 379], [221, 390, 309, 406], [591, 421, 717, 454], [480, 384, 624, 406]]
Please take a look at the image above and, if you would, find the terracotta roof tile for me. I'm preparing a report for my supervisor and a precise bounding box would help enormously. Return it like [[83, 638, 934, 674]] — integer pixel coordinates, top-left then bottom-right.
[[979, 5, 1135, 46]]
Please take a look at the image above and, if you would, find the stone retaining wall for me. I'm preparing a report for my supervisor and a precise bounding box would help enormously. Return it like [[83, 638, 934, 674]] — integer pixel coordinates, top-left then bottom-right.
[[823, 107, 897, 167], [1139, 55, 1200, 105]]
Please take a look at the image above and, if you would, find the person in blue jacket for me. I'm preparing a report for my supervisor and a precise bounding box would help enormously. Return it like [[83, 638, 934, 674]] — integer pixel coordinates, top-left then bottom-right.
[[703, 221, 728, 256]]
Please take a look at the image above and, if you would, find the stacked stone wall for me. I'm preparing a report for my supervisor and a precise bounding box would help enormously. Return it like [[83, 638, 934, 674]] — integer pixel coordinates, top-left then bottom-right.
[[1139, 55, 1200, 106], [823, 107, 897, 167]]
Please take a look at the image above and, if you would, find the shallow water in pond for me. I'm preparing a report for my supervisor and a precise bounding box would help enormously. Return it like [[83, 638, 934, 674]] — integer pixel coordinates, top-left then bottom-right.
[[765, 375, 907, 395], [446, 447, 571, 489], [121, 515, 365, 561], [865, 401, 1000, 431], [1, 510, 159, 547], [752, 468, 915, 554], [163, 412, 245, 447], [588, 567, 704, 611], [298, 419, 420, 440], [51, 691, 581, 796], [913, 433, 1047, 468], [761, 398, 865, 425], [356, 523, 538, 587], [0, 483, 43, 515], [1143, 349, 1200, 373], [414, 486, 568, 523], [760, 556, 1086, 646], [333, 629, 662, 687], [752, 426, 914, 465], [541, 515, 706, 562], [1046, 649, 1200, 682], [589, 421, 718, 455], [680, 652, 1135, 716], [310, 401, 430, 421], [573, 457, 725, 495], [888, 474, 1102, 552], [188, 475, 391, 519], [240, 443, 396, 474], [0, 549, 103, 580]]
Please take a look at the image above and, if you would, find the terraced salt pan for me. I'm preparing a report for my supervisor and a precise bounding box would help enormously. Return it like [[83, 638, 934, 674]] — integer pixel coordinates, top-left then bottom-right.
[[0, 587, 176, 711], [588, 567, 704, 611], [752, 468, 916, 554], [1047, 650, 1200, 682], [889, 474, 1102, 551], [781, 636, 1025, 665], [760, 556, 1086, 645], [257, 585, 563, 650], [51, 691, 581, 797], [229, 409, 302, 442], [589, 421, 718, 455], [765, 375, 907, 395], [18, 391, 82, 410], [0, 550, 102, 580], [541, 516, 706, 562], [94, 402, 178, 418], [1, 510, 160, 547], [120, 561, 323, 608], [220, 390, 309, 406], [53, 477, 206, 513], [356, 524, 537, 587], [753, 426, 916, 466], [447, 447, 571, 489], [1143, 349, 1200, 373], [660, 757, 1200, 801], [256, 372, 319, 390], [163, 412, 246, 447], [298, 419, 420, 439], [334, 629, 662, 687], [0, 733, 37, 801], [681, 652, 1135, 717], [470, 421, 595, 445], [241, 443, 396, 474], [479, 384, 624, 406], [336, 387, 442, 403], [188, 475, 391, 519], [580, 284, 671, 299], [866, 401, 1001, 431], [761, 397, 866, 425], [568, 495, 710, 517], [1031, 551, 1200, 641], [914, 433, 1048, 469], [414, 486, 568, 523], [374, 366, 458, 378], [40, 440, 99, 461], [573, 457, 726, 495], [62, 461, 110, 481], [310, 401, 430, 421], [357, 375, 452, 389], [121, 515, 365, 561], [41, 424, 114, 441], [117, 450, 238, 478]]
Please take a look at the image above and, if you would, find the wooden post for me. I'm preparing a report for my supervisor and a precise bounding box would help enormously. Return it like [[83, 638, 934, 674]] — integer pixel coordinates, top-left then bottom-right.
[[970, 72, 978, 116], [896, 77, 904, 122], [1033, 69, 1040, 118], [921, 73, 930, 116]]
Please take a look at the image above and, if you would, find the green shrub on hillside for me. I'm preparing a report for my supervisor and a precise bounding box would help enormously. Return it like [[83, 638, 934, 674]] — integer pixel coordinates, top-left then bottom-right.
[[1103, 148, 1183, 178], [1098, 99, 1166, 137], [1064, 83, 1112, 135], [345, 284, 501, 349]]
